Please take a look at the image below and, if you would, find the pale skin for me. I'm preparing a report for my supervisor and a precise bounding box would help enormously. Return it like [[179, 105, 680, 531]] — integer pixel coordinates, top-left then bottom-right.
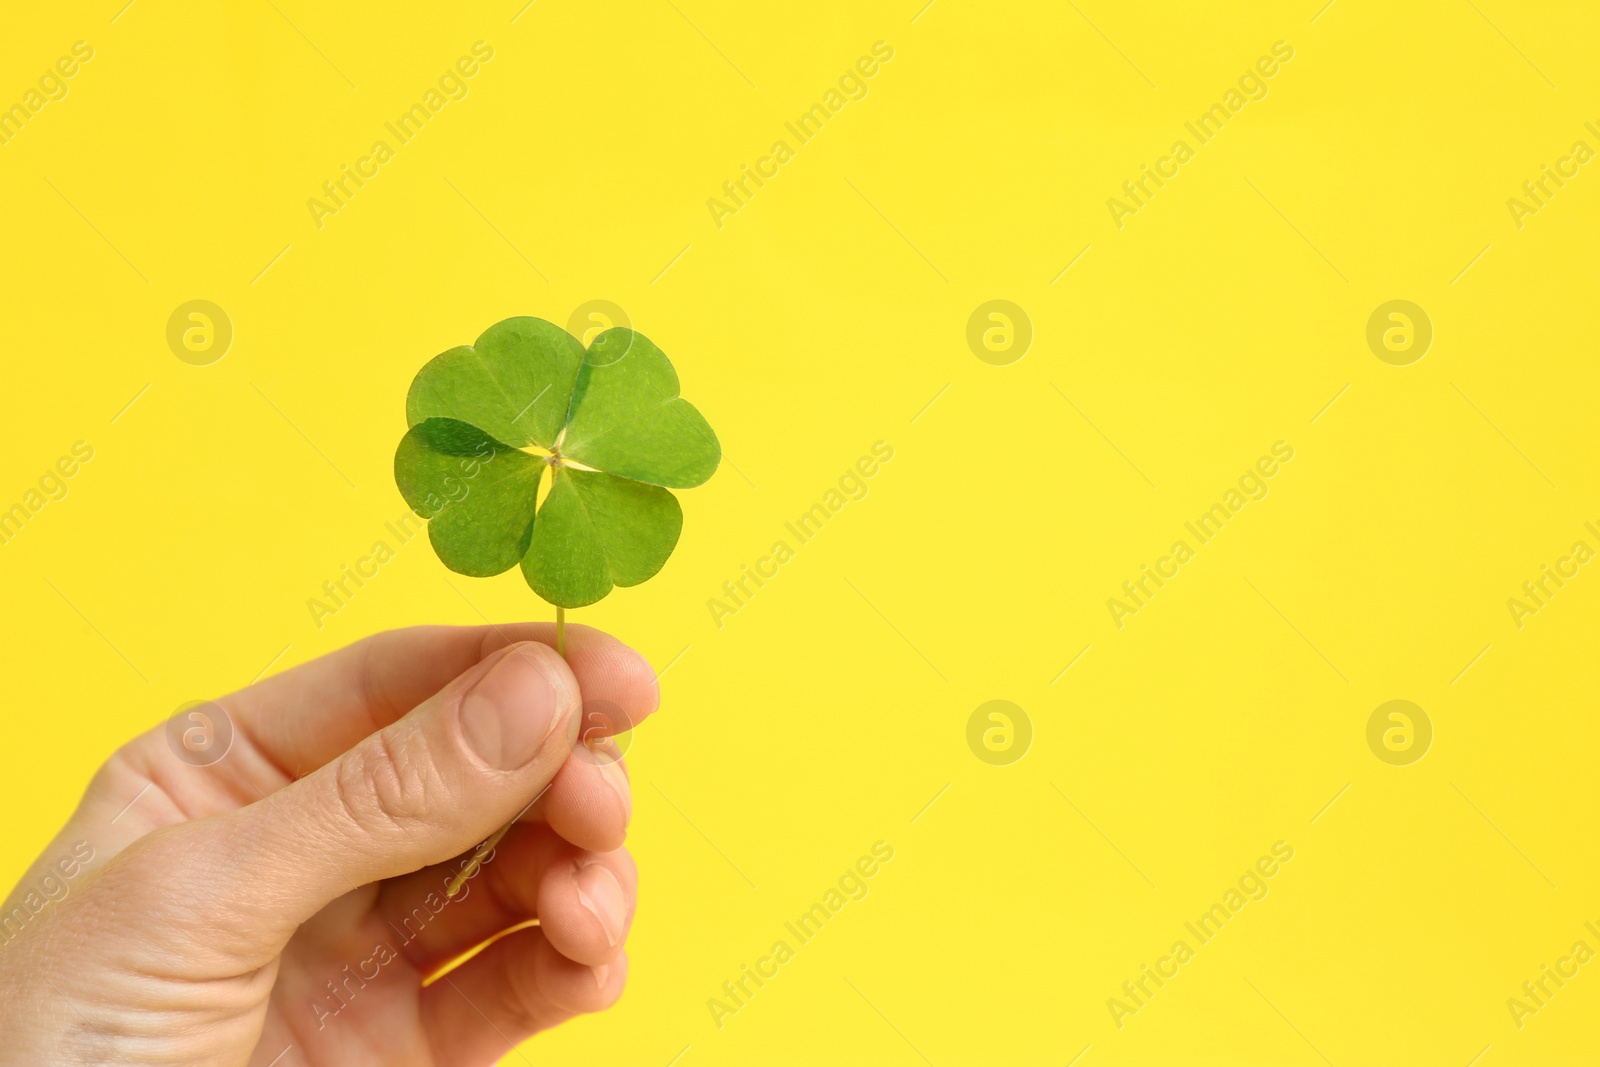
[[0, 623, 656, 1065]]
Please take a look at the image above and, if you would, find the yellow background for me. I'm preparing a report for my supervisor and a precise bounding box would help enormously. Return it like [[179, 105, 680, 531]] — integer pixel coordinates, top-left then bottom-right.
[[3, 1, 1599, 1063]]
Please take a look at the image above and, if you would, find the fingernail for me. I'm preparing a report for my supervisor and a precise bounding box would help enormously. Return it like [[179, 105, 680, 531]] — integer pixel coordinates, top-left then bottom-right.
[[592, 962, 610, 991], [459, 647, 570, 770], [572, 862, 627, 947]]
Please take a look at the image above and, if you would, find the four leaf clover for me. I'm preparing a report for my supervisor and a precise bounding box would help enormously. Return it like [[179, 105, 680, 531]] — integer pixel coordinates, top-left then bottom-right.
[[394, 316, 719, 608]]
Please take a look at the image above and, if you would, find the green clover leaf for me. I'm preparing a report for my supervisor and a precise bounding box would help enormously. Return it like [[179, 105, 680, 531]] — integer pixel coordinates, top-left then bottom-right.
[[394, 316, 719, 608]]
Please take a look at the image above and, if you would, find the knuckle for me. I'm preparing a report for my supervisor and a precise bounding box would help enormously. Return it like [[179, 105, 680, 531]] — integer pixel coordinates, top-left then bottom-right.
[[334, 728, 448, 837], [88, 739, 153, 803]]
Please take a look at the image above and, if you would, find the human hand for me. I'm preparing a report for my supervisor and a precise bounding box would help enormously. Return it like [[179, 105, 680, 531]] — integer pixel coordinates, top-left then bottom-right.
[[0, 624, 658, 1066]]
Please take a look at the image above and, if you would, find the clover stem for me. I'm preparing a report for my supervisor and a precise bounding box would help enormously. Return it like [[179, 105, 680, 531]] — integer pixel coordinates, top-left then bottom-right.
[[445, 822, 513, 899], [445, 604, 570, 899]]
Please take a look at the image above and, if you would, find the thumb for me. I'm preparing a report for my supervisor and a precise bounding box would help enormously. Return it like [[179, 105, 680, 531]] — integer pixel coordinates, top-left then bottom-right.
[[172, 640, 579, 938]]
